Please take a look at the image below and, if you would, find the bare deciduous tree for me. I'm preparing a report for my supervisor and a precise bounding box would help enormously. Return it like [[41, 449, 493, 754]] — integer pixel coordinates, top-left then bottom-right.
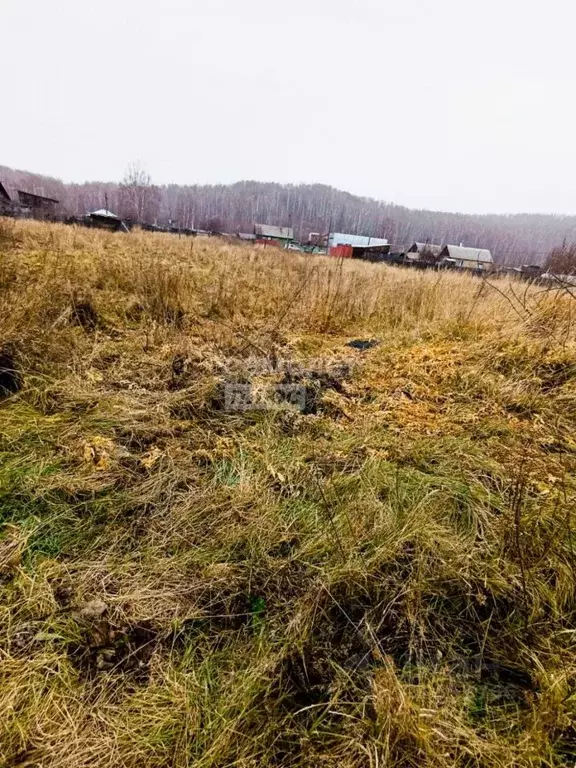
[[118, 161, 160, 224]]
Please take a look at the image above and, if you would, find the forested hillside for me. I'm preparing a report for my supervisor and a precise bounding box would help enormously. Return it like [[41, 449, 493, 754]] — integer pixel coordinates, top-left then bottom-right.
[[3, 164, 576, 264]]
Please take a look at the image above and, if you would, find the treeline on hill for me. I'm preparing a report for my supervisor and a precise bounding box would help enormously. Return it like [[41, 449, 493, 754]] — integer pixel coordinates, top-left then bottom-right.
[[3, 163, 576, 265]]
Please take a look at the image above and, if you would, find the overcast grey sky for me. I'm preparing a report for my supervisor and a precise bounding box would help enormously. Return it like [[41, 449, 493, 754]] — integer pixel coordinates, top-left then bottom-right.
[[2, 0, 575, 214]]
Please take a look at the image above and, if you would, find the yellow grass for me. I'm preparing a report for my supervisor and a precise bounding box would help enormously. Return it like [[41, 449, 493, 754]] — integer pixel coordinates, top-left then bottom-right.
[[0, 218, 575, 767]]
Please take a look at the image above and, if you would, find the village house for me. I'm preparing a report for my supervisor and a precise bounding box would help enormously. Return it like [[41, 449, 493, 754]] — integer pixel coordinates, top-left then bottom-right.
[[253, 223, 294, 247], [17, 190, 59, 218], [439, 245, 493, 271], [85, 208, 129, 233]]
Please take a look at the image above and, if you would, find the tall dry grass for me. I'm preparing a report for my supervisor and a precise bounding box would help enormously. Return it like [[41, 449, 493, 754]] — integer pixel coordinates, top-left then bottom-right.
[[0, 218, 575, 768], [0, 218, 542, 354]]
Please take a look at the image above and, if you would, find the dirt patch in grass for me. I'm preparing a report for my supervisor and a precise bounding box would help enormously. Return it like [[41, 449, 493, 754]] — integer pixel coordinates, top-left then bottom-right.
[[68, 606, 159, 684]]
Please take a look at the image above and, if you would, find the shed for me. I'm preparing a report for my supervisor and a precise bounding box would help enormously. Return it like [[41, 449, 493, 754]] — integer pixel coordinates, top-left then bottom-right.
[[328, 232, 388, 250], [254, 224, 294, 244], [439, 245, 493, 271], [330, 243, 391, 261], [86, 209, 129, 233]]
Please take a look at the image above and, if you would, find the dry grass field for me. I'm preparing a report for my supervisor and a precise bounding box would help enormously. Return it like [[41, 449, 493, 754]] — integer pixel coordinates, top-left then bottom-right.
[[0, 218, 575, 767]]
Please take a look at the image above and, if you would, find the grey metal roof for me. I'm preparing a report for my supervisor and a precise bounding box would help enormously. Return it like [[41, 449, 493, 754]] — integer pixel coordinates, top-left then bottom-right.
[[329, 232, 388, 248], [441, 245, 493, 264], [254, 223, 294, 240], [89, 208, 120, 219]]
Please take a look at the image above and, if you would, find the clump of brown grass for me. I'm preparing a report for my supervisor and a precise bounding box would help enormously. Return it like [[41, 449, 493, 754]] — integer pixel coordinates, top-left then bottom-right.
[[0, 218, 575, 767]]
